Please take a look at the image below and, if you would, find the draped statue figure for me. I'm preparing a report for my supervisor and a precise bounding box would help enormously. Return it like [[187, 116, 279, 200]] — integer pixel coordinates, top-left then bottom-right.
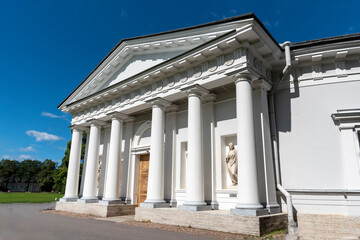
[[97, 161, 102, 189], [225, 142, 238, 185]]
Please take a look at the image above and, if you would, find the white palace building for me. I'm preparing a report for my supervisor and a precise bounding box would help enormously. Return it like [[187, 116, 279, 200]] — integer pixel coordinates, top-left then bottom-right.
[[56, 13, 360, 237]]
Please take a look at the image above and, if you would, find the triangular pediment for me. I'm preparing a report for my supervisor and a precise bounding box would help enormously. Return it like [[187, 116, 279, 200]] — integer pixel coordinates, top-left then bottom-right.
[[59, 13, 282, 110], [68, 39, 211, 104], [75, 48, 195, 102]]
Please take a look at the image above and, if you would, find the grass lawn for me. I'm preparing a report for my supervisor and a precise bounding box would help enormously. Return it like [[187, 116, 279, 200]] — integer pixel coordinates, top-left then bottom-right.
[[0, 192, 64, 203]]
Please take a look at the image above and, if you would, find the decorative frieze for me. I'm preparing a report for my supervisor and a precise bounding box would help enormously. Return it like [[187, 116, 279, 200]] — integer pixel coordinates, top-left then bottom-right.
[[335, 61, 347, 77], [312, 64, 323, 80], [70, 47, 270, 124]]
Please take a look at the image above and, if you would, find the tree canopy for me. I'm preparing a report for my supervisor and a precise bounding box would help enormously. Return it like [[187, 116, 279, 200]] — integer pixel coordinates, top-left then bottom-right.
[[0, 132, 87, 193]]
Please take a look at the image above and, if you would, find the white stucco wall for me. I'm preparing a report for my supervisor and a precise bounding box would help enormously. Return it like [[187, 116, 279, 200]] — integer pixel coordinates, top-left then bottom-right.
[[276, 79, 360, 190]]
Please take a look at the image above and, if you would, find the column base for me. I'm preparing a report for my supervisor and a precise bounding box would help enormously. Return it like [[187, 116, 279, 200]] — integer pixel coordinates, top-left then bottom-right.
[[77, 198, 99, 203], [267, 203, 281, 214], [170, 199, 177, 207], [140, 200, 169, 208], [230, 208, 268, 216], [211, 201, 219, 210], [59, 197, 78, 202], [179, 201, 212, 211], [125, 197, 131, 204], [99, 199, 124, 205]]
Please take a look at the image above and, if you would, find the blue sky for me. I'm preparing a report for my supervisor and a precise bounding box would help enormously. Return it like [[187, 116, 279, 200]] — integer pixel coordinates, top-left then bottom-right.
[[0, 0, 359, 162]]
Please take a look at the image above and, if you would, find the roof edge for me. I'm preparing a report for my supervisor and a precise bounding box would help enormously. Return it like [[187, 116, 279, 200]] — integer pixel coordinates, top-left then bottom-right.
[[58, 12, 281, 109], [291, 33, 360, 50]]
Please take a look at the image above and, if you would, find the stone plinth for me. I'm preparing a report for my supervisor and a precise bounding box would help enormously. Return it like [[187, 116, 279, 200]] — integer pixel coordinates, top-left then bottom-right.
[[296, 213, 360, 239], [55, 201, 136, 218], [134, 207, 287, 236]]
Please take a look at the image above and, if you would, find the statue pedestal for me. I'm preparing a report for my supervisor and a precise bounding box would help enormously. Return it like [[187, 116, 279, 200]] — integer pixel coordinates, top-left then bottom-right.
[[226, 185, 237, 190]]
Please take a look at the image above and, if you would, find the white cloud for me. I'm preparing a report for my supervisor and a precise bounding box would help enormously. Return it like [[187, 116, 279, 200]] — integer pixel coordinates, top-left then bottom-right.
[[26, 130, 64, 142], [18, 154, 32, 160], [2, 155, 11, 159], [42, 112, 62, 118], [20, 146, 36, 152]]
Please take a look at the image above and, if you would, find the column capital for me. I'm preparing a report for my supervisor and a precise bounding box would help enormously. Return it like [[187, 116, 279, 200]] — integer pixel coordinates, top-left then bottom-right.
[[87, 119, 107, 127], [124, 116, 136, 124], [165, 105, 179, 113], [252, 79, 272, 92], [107, 111, 129, 121], [232, 74, 252, 84], [146, 97, 172, 109], [181, 84, 209, 98], [202, 93, 216, 104], [69, 125, 88, 132]]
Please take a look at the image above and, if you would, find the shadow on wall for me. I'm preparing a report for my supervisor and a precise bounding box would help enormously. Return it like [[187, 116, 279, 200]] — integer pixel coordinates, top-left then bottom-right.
[[275, 71, 300, 133]]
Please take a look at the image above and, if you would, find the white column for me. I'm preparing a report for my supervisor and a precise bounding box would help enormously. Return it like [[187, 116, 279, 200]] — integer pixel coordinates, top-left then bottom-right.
[[179, 85, 211, 211], [167, 106, 178, 207], [61, 127, 84, 202], [231, 75, 267, 216], [124, 119, 135, 204], [79, 130, 90, 197], [142, 98, 170, 208], [101, 115, 125, 204], [79, 121, 102, 203], [205, 95, 218, 210]]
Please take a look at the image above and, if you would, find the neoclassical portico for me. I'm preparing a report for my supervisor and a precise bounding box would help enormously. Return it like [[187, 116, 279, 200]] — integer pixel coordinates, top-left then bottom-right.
[[60, 73, 278, 217], [58, 13, 281, 217]]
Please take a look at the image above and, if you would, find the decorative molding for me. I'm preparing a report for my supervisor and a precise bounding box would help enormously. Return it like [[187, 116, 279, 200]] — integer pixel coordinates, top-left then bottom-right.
[[145, 97, 172, 108], [68, 46, 272, 124], [107, 112, 129, 120], [312, 64, 323, 80], [181, 84, 209, 97], [69, 125, 89, 132], [332, 109, 360, 130]]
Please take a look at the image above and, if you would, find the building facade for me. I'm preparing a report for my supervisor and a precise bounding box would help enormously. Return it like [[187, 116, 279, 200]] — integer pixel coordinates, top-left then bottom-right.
[[58, 13, 360, 229]]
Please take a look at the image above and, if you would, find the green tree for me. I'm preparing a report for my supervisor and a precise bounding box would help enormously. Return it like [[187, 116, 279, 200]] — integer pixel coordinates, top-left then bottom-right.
[[16, 159, 41, 191], [54, 132, 87, 193], [0, 159, 19, 191], [36, 159, 57, 192]]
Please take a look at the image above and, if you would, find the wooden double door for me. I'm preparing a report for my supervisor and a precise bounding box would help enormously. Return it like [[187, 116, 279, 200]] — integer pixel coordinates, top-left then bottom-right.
[[137, 154, 149, 206]]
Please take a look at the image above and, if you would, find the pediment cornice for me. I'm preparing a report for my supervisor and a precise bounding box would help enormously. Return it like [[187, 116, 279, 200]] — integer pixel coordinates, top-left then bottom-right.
[[59, 15, 283, 111]]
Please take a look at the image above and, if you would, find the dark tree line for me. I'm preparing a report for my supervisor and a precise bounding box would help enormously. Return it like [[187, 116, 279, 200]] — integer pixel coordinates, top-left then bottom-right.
[[0, 159, 56, 192], [0, 132, 87, 193]]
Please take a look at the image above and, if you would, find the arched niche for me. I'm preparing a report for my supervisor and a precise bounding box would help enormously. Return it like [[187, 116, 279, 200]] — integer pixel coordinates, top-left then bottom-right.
[[132, 120, 151, 150]]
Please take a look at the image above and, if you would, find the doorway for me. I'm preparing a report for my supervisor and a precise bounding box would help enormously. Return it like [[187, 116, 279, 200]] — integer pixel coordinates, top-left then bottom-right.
[[137, 154, 149, 206]]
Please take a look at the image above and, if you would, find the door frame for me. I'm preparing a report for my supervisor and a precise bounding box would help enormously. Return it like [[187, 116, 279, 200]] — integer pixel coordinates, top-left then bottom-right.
[[137, 154, 150, 206], [129, 147, 150, 205]]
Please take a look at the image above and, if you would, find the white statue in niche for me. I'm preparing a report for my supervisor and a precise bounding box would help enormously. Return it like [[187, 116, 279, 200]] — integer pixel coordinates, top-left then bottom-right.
[[97, 160, 102, 189], [225, 142, 238, 185]]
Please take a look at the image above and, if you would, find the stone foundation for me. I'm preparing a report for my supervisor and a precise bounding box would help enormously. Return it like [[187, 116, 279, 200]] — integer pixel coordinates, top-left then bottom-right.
[[296, 213, 360, 239], [134, 207, 287, 236], [55, 201, 136, 218]]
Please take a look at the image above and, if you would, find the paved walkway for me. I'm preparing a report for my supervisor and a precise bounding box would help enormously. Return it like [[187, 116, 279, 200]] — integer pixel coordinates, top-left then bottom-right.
[[0, 202, 209, 240]]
